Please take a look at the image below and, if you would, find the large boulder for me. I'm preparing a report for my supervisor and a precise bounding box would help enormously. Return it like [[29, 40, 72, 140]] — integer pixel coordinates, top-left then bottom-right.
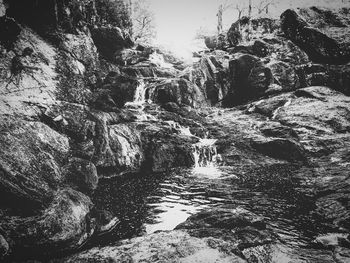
[[223, 53, 273, 106], [182, 52, 230, 106], [91, 26, 134, 61], [63, 157, 98, 194], [60, 230, 245, 263], [280, 9, 350, 64], [91, 115, 144, 176], [152, 78, 208, 108], [0, 189, 95, 257], [0, 118, 69, 211]]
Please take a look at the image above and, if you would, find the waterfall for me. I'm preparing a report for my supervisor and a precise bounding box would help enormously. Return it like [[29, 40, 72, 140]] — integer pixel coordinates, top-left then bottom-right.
[[149, 52, 174, 69], [193, 139, 218, 168], [133, 79, 147, 104], [125, 80, 154, 107]]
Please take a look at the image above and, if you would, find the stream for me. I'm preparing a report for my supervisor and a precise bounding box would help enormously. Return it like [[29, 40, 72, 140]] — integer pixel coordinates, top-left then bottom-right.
[[90, 82, 338, 258]]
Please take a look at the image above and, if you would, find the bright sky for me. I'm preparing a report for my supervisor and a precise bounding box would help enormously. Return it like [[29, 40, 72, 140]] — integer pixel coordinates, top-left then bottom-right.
[[146, 0, 349, 58]]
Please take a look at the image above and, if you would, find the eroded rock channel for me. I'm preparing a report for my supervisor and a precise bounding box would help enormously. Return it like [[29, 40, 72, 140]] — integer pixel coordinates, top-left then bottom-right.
[[0, 1, 350, 262]]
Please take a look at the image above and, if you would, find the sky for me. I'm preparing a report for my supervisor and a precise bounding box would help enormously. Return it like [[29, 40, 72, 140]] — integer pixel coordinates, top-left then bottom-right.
[[146, 0, 349, 58]]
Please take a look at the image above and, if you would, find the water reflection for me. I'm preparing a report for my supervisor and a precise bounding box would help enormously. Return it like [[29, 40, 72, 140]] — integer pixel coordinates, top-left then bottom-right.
[[93, 165, 335, 251]]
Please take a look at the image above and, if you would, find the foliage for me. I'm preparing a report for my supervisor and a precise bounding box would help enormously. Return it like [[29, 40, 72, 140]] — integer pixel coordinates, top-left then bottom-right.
[[95, 0, 132, 31]]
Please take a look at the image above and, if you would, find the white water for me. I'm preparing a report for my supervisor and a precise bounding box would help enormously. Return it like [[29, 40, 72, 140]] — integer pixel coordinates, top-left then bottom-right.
[[164, 120, 221, 175], [149, 52, 174, 69]]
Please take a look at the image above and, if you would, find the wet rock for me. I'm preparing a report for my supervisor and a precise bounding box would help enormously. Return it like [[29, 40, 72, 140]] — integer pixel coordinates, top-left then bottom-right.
[[91, 209, 120, 235], [93, 118, 144, 176], [0, 118, 69, 212], [142, 127, 195, 172], [0, 188, 94, 257], [91, 26, 134, 61], [63, 157, 98, 194], [59, 230, 245, 263], [280, 9, 350, 64], [251, 137, 307, 163], [177, 207, 266, 231], [96, 73, 139, 108], [152, 78, 207, 108], [115, 48, 145, 66]]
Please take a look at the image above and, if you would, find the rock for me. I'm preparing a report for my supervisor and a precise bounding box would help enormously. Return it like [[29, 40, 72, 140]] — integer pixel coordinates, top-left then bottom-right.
[[0, 118, 69, 211], [121, 63, 178, 78], [4, 0, 97, 33], [61, 32, 99, 72], [0, 16, 21, 50], [59, 230, 245, 263], [43, 102, 95, 143], [91, 209, 120, 235], [96, 73, 139, 108], [0, 234, 9, 259], [280, 9, 350, 64], [252, 40, 270, 57], [0, 0, 6, 17], [177, 207, 266, 231], [115, 48, 145, 66], [223, 54, 273, 106], [251, 95, 290, 117], [184, 52, 230, 106], [92, 116, 144, 176], [227, 16, 279, 46], [63, 158, 98, 194], [142, 127, 196, 172], [0, 188, 95, 257], [152, 78, 207, 108], [267, 60, 300, 91], [251, 137, 307, 163], [296, 63, 350, 95], [91, 26, 134, 61], [204, 35, 218, 50], [259, 122, 299, 139]]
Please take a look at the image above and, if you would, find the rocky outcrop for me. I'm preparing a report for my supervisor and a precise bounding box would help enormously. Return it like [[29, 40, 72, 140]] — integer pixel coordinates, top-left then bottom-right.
[[60, 230, 246, 263], [91, 26, 134, 61], [0, 189, 94, 258], [0, 119, 69, 211], [281, 9, 350, 64], [223, 53, 273, 106], [152, 78, 208, 108]]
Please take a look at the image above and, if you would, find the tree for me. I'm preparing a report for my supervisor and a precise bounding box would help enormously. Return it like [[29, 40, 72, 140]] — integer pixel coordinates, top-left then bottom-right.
[[131, 0, 156, 44], [216, 0, 234, 34], [255, 0, 276, 15]]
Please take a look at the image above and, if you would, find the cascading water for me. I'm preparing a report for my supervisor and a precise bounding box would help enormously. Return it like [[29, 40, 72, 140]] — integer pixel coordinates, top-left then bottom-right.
[[193, 139, 218, 168], [164, 121, 221, 175], [149, 52, 174, 69]]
